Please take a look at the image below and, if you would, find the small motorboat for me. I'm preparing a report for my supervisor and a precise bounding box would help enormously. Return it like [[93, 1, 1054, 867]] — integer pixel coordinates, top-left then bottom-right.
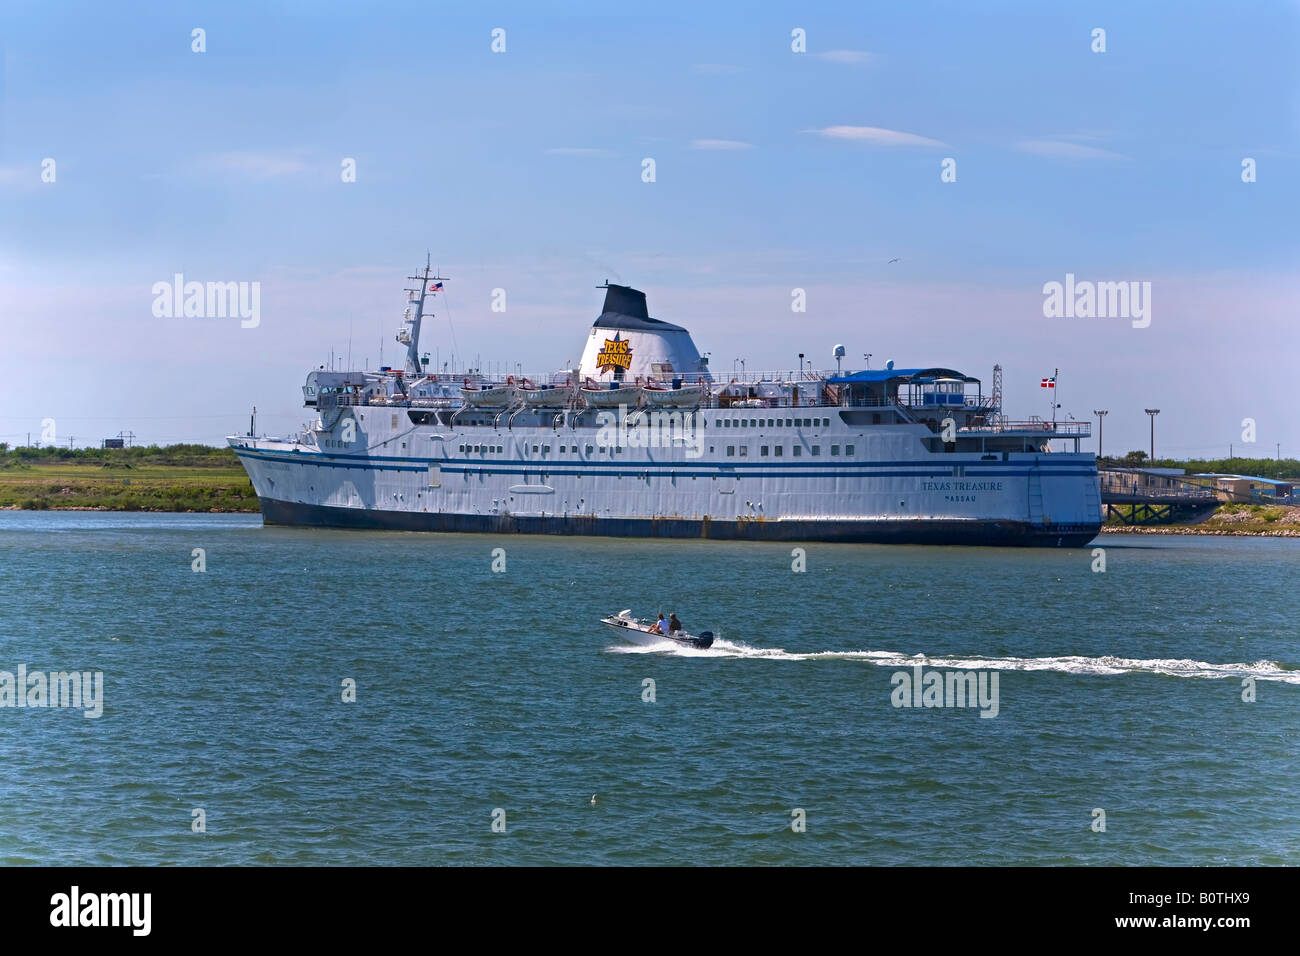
[[600, 609, 714, 649]]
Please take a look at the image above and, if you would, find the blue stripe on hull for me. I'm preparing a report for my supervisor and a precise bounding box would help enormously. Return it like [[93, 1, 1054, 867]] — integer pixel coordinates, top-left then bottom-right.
[[258, 497, 1100, 547]]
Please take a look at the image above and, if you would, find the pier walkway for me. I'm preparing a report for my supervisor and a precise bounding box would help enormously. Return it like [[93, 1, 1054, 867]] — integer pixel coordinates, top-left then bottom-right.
[[1098, 468, 1218, 525]]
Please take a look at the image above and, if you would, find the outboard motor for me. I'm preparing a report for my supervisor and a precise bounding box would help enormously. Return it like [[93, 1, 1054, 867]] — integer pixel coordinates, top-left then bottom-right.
[[695, 630, 714, 649]]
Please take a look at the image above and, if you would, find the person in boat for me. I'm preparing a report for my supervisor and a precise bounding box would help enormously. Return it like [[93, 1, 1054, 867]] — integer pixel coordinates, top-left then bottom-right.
[[649, 613, 668, 635], [668, 613, 683, 635]]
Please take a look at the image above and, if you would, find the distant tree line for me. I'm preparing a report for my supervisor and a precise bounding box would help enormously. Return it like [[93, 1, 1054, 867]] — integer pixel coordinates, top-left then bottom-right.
[[0, 443, 240, 467], [1099, 451, 1299, 479]]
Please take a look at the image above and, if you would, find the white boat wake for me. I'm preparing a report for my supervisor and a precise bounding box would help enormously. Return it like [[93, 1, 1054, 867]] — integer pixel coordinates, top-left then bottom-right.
[[605, 637, 1300, 683]]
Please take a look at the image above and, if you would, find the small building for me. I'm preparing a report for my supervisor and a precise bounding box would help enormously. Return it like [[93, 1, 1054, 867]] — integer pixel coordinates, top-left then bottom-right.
[[1190, 474, 1294, 503]]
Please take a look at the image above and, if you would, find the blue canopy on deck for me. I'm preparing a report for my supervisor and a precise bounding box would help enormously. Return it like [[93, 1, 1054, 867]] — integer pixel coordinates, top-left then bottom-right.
[[827, 367, 979, 385]]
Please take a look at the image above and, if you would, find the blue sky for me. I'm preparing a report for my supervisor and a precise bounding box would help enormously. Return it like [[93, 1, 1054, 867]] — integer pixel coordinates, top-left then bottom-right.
[[1, 0, 1296, 457]]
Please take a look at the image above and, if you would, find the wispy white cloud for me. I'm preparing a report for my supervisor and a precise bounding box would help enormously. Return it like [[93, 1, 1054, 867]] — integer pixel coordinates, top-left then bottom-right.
[[806, 126, 948, 148], [692, 63, 744, 74], [815, 50, 875, 65], [544, 147, 614, 157], [0, 163, 58, 192], [691, 138, 754, 151], [1015, 139, 1129, 161], [198, 150, 308, 178]]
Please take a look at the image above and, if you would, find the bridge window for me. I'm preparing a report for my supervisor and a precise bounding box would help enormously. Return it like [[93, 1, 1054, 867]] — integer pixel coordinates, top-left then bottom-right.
[[793, 446, 802, 457], [727, 446, 735, 456], [846, 445, 855, 456], [739, 446, 748, 456], [831, 445, 840, 456], [760, 446, 769, 457], [774, 445, 783, 457], [811, 445, 821, 456]]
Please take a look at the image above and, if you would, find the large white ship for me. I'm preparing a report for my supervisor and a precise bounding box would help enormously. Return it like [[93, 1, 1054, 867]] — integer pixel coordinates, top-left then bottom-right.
[[229, 263, 1102, 546]]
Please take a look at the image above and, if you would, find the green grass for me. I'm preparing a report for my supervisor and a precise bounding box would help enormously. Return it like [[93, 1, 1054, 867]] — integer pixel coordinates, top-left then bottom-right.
[[0, 454, 258, 512]]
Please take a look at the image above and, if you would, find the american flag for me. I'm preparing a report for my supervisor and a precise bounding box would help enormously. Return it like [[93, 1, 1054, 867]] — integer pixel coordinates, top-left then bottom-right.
[[428, 282, 443, 292], [1040, 377, 1056, 388]]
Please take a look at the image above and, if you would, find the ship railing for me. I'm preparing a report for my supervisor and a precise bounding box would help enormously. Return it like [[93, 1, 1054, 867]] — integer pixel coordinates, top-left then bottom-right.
[[1098, 474, 1218, 500], [721, 368, 836, 384], [842, 396, 986, 409], [960, 420, 1091, 436]]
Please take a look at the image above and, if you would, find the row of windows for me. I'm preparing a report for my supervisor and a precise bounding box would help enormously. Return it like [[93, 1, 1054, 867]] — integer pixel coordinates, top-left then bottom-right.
[[453, 442, 857, 458], [458, 443, 637, 456], [721, 417, 831, 429], [726, 444, 855, 458]]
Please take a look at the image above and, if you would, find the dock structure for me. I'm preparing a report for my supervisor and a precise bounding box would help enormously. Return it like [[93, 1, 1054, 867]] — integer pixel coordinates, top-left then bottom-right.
[[1098, 467, 1218, 525]]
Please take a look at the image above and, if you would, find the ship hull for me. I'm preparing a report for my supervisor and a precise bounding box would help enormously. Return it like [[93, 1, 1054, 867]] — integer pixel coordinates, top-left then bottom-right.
[[256, 495, 1098, 547]]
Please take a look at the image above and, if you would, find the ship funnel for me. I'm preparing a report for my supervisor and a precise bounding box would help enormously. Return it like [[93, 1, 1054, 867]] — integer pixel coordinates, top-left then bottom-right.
[[601, 284, 649, 319]]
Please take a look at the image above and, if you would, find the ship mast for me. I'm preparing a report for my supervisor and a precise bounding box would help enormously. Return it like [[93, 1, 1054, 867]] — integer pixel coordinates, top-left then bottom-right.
[[400, 255, 449, 377]]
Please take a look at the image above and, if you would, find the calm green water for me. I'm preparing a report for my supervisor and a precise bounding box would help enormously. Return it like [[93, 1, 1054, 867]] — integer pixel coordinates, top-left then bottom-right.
[[0, 512, 1296, 865]]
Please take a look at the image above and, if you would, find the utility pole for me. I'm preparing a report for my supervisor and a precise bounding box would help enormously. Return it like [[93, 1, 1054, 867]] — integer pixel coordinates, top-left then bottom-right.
[[1093, 410, 1108, 460], [1144, 409, 1160, 463]]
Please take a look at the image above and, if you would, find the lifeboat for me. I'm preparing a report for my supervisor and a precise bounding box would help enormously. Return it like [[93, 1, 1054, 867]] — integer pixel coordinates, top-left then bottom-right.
[[641, 382, 707, 407], [580, 383, 642, 407], [521, 383, 574, 406], [460, 381, 515, 407]]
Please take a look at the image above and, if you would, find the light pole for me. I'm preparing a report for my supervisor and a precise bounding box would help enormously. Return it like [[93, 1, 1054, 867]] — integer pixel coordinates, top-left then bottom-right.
[[863, 353, 872, 369], [1144, 409, 1160, 463], [798, 353, 805, 380], [1093, 410, 1108, 460]]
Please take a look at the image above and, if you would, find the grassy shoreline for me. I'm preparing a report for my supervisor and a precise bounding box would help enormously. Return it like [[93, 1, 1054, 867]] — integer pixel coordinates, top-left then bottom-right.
[[1101, 503, 1300, 537], [1100, 525, 1299, 537], [0, 449, 258, 512]]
